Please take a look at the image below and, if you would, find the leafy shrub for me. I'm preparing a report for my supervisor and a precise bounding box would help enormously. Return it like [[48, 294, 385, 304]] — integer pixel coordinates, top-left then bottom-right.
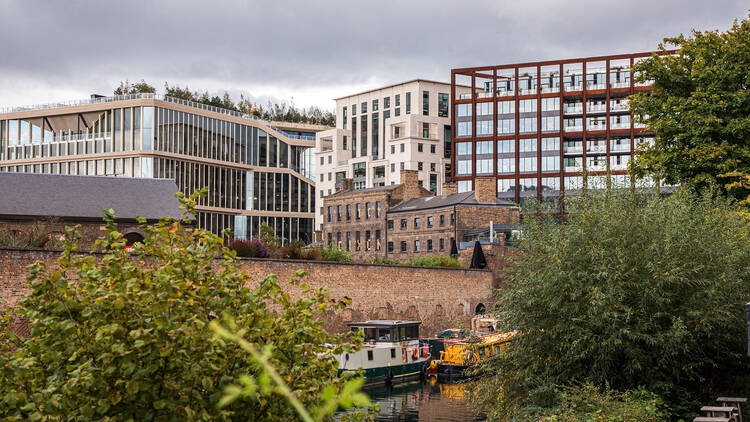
[[0, 219, 63, 249], [369, 257, 401, 265], [258, 222, 279, 248], [0, 190, 369, 420], [320, 246, 354, 263], [471, 188, 750, 421], [228, 238, 267, 258], [404, 255, 462, 268], [540, 384, 668, 422]]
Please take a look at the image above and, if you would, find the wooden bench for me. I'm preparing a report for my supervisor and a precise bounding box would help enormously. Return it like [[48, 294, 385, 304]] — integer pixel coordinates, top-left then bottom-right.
[[717, 397, 747, 422], [693, 418, 731, 422]]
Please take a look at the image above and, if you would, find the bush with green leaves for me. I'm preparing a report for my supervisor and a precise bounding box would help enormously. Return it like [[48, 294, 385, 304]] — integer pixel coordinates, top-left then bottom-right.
[[320, 246, 354, 263], [539, 384, 668, 422], [470, 188, 750, 421], [0, 189, 370, 421], [404, 255, 462, 268]]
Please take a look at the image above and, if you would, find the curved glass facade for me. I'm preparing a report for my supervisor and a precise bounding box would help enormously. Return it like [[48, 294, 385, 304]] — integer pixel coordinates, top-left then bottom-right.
[[0, 97, 317, 243]]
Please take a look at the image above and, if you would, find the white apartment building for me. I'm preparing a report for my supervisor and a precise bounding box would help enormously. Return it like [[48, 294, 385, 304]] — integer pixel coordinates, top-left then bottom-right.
[[314, 79, 471, 231]]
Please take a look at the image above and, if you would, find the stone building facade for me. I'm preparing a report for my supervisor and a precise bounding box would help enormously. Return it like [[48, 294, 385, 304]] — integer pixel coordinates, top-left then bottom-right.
[[322, 172, 520, 261]]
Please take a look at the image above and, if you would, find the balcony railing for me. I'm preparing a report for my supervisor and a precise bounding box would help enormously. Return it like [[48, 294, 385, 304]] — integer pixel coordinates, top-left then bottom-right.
[[586, 83, 607, 90], [587, 122, 607, 130], [563, 105, 583, 114], [586, 104, 606, 113], [633, 122, 647, 128], [519, 88, 537, 96], [587, 145, 606, 153], [541, 87, 560, 94], [564, 125, 583, 132], [587, 164, 607, 172], [635, 80, 653, 87], [53, 131, 112, 142], [610, 82, 630, 89], [0, 93, 265, 123], [564, 146, 583, 154], [459, 93, 472, 100], [564, 84, 582, 92], [564, 165, 583, 172], [476, 92, 493, 99], [610, 163, 628, 171], [610, 122, 631, 130], [610, 143, 631, 152], [496, 90, 514, 97]]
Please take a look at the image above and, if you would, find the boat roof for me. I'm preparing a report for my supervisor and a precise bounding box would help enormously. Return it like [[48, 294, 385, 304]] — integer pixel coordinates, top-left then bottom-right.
[[347, 320, 421, 328]]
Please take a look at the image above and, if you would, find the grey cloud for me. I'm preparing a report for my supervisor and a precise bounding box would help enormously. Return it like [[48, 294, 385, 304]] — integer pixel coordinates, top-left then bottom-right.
[[0, 0, 746, 106]]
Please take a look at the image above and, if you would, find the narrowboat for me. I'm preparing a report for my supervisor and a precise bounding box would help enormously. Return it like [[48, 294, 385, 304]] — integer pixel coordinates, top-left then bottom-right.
[[430, 331, 514, 378], [337, 320, 430, 386]]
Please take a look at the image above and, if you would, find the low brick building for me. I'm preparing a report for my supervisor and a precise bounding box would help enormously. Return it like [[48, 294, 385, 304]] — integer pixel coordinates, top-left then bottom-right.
[[322, 172, 519, 261], [0, 173, 183, 249]]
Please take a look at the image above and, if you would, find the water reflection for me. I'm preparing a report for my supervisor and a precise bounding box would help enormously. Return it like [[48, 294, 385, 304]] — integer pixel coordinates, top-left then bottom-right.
[[348, 377, 483, 421]]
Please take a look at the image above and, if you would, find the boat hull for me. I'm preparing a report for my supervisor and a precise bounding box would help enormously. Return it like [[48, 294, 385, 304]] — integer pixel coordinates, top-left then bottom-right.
[[340, 360, 427, 387]]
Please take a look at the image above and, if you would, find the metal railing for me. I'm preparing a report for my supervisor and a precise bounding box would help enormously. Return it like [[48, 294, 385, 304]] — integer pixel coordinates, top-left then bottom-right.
[[0, 93, 263, 123]]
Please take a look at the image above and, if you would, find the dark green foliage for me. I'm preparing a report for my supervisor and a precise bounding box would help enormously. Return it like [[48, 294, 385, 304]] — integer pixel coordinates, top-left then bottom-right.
[[113, 79, 156, 95], [228, 238, 268, 258], [0, 190, 368, 420], [404, 255, 462, 268], [538, 384, 668, 422], [471, 188, 750, 421], [630, 14, 750, 208], [320, 246, 354, 263]]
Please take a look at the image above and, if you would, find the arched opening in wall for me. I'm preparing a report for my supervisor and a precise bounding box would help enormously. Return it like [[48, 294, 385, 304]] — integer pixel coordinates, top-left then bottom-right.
[[457, 303, 465, 316], [123, 232, 145, 247], [475, 303, 486, 315]]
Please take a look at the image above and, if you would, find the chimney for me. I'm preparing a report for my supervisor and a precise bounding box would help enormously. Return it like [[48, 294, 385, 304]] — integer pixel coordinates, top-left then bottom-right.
[[338, 178, 353, 192], [474, 177, 497, 203], [399, 169, 424, 199], [442, 182, 458, 196]]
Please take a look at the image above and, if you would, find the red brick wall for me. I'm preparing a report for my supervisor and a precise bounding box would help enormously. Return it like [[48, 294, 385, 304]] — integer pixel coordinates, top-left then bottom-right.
[[0, 247, 495, 336]]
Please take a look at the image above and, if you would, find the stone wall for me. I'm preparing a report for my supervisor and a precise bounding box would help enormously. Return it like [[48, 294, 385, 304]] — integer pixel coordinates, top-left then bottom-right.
[[0, 218, 145, 250], [0, 247, 495, 337]]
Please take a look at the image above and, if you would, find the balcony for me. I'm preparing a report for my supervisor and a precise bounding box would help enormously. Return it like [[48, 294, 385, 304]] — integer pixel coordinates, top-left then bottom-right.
[[564, 165, 583, 172], [610, 163, 628, 171], [564, 146, 583, 154], [564, 125, 583, 132], [610, 82, 630, 89], [610, 102, 630, 111], [476, 92, 493, 99], [519, 88, 537, 96], [587, 122, 607, 131], [586, 104, 606, 113], [610, 143, 631, 152], [586, 83, 607, 90], [610, 122, 631, 130], [563, 104, 583, 115], [541, 86, 560, 94], [459, 93, 472, 100], [564, 84, 582, 93], [587, 144, 606, 153], [496, 90, 515, 97], [587, 163, 607, 172]]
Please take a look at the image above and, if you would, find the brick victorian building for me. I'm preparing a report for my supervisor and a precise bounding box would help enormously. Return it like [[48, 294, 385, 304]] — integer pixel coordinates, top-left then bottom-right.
[[322, 170, 519, 261]]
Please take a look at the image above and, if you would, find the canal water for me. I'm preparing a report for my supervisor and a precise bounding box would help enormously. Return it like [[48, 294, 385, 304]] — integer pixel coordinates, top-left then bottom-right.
[[340, 377, 484, 421]]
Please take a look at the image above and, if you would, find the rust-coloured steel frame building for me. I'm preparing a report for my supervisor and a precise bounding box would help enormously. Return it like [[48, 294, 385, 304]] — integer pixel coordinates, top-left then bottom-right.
[[450, 51, 674, 210]]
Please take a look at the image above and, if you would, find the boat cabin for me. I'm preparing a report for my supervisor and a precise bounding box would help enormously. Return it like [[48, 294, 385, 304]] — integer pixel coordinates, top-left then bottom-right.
[[348, 320, 421, 344]]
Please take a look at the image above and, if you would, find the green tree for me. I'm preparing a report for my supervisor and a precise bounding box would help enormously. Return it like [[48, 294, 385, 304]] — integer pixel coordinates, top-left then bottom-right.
[[471, 188, 750, 421], [114, 79, 156, 95], [0, 190, 368, 420], [630, 14, 750, 207]]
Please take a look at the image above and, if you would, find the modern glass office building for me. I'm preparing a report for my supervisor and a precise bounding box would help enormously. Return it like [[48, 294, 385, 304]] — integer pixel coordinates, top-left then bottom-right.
[[0, 94, 322, 242], [451, 51, 673, 211]]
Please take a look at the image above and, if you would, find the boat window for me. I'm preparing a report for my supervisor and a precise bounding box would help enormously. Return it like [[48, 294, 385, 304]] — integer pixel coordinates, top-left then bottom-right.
[[378, 329, 392, 341], [367, 350, 374, 361], [363, 328, 377, 342], [398, 326, 407, 340], [409, 325, 419, 339], [391, 348, 396, 359]]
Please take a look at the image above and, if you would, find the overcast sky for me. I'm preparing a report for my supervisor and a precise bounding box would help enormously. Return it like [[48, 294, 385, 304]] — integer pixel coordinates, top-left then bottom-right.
[[0, 1, 746, 111]]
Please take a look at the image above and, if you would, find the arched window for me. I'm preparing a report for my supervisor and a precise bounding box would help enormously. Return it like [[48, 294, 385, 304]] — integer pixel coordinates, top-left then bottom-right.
[[123, 232, 144, 247], [475, 303, 486, 315]]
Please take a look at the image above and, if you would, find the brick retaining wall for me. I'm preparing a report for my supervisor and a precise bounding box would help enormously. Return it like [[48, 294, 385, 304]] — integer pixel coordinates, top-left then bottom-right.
[[0, 247, 495, 336]]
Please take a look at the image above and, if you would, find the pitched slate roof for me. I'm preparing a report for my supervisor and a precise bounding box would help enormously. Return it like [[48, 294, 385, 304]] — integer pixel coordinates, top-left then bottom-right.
[[388, 191, 516, 213], [0, 173, 183, 221]]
